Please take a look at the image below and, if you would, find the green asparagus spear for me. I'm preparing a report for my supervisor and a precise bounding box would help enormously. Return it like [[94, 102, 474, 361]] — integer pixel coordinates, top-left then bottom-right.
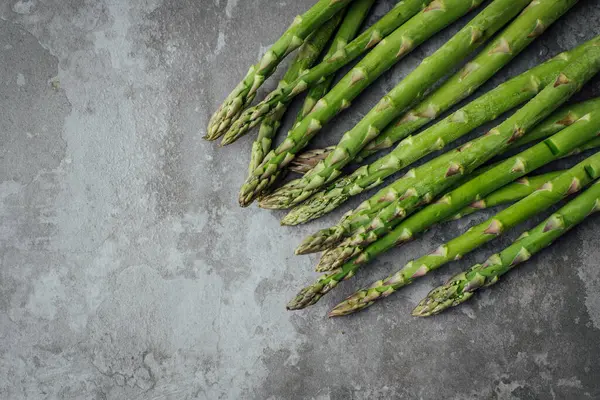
[[328, 118, 600, 316], [239, 0, 491, 205], [506, 97, 600, 149], [262, 0, 574, 210], [444, 171, 564, 221], [297, 0, 376, 122], [249, 15, 345, 174], [569, 137, 600, 155], [295, 39, 600, 258], [284, 44, 596, 227], [413, 177, 600, 317], [289, 96, 600, 174], [286, 55, 600, 311], [221, 0, 434, 145], [289, 146, 336, 174], [375, 141, 600, 224], [205, 0, 353, 140]]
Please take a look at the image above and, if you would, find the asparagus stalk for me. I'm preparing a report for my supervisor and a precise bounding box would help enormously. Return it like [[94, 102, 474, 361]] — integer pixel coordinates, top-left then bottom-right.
[[284, 45, 595, 227], [290, 96, 600, 175], [327, 118, 600, 316], [289, 146, 336, 174], [239, 0, 490, 205], [413, 177, 600, 317], [506, 97, 600, 149], [570, 137, 600, 154], [262, 0, 574, 210], [286, 55, 600, 311], [249, 15, 345, 174], [205, 0, 353, 140], [295, 40, 600, 258], [297, 0, 376, 122], [221, 0, 434, 145], [444, 171, 564, 221]]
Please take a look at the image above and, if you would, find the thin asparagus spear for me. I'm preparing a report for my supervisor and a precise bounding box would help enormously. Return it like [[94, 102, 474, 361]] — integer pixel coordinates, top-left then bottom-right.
[[221, 0, 435, 145], [286, 56, 600, 310], [295, 38, 600, 258], [413, 177, 600, 317], [249, 15, 345, 174], [297, 0, 377, 122], [327, 119, 600, 316], [262, 0, 575, 210], [239, 0, 492, 205], [445, 171, 564, 221], [289, 96, 600, 174], [205, 0, 353, 140], [506, 97, 600, 149]]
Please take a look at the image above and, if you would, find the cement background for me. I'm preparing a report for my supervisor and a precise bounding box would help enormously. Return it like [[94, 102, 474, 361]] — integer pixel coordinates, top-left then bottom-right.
[[1, 0, 600, 399]]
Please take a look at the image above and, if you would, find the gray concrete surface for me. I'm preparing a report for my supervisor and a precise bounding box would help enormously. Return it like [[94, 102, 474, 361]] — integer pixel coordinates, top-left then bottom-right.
[[1, 0, 600, 398]]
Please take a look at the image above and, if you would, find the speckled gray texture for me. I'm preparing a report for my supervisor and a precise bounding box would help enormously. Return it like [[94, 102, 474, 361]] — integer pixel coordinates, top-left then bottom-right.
[[1, 0, 600, 399]]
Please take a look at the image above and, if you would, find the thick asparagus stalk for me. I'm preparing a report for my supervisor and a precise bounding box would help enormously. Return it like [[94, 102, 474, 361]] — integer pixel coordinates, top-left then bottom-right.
[[297, 0, 376, 122], [286, 57, 600, 311], [239, 0, 490, 205], [413, 177, 600, 317], [284, 44, 595, 227], [262, 0, 573, 210], [328, 121, 600, 316], [506, 97, 600, 149], [295, 40, 600, 258], [221, 0, 434, 145], [570, 137, 600, 154], [205, 0, 353, 140], [249, 15, 345, 174]]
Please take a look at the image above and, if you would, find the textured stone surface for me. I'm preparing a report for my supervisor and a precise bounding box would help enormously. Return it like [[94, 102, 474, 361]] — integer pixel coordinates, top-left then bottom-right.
[[1, 0, 600, 399]]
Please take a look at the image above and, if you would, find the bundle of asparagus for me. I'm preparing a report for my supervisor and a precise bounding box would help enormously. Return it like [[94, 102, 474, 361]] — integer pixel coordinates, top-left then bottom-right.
[[221, 0, 432, 145], [294, 39, 600, 265], [287, 97, 600, 310], [413, 178, 600, 317], [247, 13, 345, 174], [206, 0, 353, 140], [330, 142, 600, 316], [239, 0, 533, 206], [205, 0, 600, 319], [284, 40, 593, 226], [260, 0, 577, 210]]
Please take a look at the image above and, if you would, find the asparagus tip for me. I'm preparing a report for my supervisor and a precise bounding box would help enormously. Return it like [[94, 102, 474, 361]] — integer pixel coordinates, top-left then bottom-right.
[[258, 193, 290, 209]]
